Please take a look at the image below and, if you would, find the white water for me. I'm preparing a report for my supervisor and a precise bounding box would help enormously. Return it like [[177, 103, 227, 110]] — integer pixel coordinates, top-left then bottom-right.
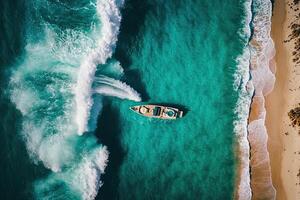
[[9, 0, 139, 199], [87, 74, 141, 132], [33, 142, 109, 200], [234, 0, 253, 199], [75, 0, 125, 135], [247, 0, 276, 199], [235, 0, 276, 199], [94, 75, 142, 101]]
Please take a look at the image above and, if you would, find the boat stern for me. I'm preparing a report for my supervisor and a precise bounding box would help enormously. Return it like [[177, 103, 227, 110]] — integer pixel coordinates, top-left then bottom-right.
[[130, 106, 139, 111], [178, 111, 184, 118]]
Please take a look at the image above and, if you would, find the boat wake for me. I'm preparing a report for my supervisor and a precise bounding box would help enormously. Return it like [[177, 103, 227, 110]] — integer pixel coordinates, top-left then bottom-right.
[[94, 75, 141, 102]]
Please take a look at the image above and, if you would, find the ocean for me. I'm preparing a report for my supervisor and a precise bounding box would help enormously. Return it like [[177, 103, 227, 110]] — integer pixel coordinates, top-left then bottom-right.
[[0, 0, 256, 199]]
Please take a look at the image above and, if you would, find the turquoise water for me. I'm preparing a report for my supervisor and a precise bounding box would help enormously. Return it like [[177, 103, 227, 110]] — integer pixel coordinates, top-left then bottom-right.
[[100, 1, 248, 199], [0, 0, 250, 199]]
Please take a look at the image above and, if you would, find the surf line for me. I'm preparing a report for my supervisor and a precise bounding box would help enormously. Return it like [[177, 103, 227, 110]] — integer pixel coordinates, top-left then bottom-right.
[[75, 0, 126, 135]]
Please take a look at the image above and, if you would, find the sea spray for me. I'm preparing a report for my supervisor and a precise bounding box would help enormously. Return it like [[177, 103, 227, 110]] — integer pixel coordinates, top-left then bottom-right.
[[87, 75, 141, 133], [94, 75, 141, 101], [34, 138, 109, 200], [75, 0, 125, 134]]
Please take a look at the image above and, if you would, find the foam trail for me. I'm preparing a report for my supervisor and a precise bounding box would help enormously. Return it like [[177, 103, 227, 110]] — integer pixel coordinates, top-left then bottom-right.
[[75, 0, 124, 135], [93, 75, 141, 102]]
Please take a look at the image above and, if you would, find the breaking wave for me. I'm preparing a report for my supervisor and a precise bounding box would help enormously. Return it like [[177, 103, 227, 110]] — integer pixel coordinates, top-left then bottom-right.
[[75, 0, 125, 135], [233, 0, 253, 199], [8, 0, 139, 199]]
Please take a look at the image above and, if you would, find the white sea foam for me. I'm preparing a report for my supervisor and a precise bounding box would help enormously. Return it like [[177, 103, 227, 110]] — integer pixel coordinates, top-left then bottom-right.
[[10, 87, 37, 115], [233, 0, 253, 199], [247, 0, 276, 199], [234, 53, 253, 200], [75, 0, 124, 135], [9, 1, 126, 198], [19, 117, 79, 172], [72, 146, 109, 200], [97, 60, 125, 79], [87, 74, 142, 133], [235, 0, 276, 199], [33, 144, 109, 200], [94, 75, 141, 101]]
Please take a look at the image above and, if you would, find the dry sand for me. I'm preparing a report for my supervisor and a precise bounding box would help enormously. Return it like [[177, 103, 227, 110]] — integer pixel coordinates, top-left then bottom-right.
[[266, 0, 300, 199]]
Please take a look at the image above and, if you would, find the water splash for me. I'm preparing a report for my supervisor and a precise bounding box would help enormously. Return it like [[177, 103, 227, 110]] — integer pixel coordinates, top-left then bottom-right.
[[75, 0, 125, 135], [94, 75, 141, 101]]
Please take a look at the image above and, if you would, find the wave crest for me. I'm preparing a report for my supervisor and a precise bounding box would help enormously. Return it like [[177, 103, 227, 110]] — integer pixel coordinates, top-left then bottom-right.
[[75, 0, 124, 135], [9, 0, 132, 199], [233, 0, 253, 199]]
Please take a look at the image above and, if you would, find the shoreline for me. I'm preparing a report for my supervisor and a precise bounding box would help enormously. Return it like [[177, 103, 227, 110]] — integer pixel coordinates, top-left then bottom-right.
[[246, 0, 277, 198], [266, 0, 300, 199]]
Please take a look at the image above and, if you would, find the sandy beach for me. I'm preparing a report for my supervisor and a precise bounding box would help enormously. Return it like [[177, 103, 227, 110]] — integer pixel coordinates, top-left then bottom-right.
[[266, 0, 300, 199]]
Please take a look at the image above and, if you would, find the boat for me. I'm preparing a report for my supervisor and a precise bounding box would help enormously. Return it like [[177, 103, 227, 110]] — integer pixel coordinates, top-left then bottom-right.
[[130, 104, 183, 119]]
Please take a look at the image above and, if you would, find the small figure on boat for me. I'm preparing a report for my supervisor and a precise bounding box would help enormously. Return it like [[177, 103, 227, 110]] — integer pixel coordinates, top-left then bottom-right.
[[130, 104, 183, 120]]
